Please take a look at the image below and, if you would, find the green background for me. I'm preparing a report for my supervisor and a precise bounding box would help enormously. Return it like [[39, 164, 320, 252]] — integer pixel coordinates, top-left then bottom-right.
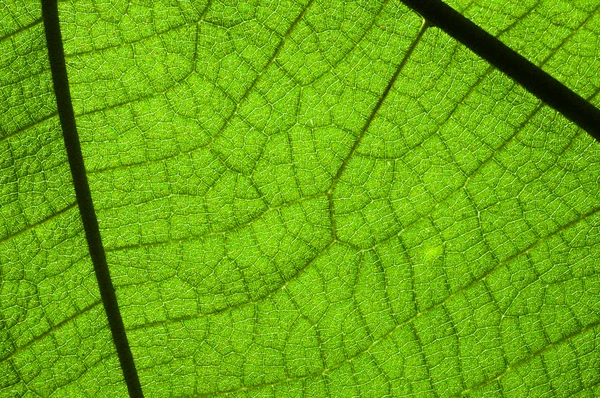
[[1, 0, 599, 396]]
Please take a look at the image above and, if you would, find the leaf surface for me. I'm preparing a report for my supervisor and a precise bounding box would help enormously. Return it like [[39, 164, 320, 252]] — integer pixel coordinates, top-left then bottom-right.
[[2, 0, 600, 397]]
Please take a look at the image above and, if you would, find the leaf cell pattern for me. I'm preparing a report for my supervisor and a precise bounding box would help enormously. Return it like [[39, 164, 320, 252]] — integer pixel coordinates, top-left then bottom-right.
[[1, 0, 600, 397]]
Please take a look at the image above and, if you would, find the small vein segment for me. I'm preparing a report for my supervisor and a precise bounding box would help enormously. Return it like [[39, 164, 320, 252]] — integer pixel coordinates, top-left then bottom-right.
[[41, 1, 143, 397]]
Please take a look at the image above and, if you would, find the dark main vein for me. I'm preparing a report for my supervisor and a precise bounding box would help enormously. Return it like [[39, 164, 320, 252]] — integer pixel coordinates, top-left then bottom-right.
[[400, 0, 600, 142], [41, 1, 143, 397]]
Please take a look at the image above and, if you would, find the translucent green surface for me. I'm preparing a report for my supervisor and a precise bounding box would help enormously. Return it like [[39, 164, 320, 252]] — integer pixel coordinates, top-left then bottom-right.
[[1, 1, 599, 396]]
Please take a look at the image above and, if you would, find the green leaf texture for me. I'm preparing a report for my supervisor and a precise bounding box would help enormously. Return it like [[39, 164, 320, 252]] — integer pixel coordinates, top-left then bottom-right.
[[2, 0, 600, 396]]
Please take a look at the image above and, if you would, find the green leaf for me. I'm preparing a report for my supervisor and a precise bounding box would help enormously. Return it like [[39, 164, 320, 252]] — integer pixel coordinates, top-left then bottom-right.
[[2, 0, 600, 397]]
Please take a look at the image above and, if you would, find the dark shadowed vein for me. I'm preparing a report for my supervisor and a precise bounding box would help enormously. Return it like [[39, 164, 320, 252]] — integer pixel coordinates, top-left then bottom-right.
[[1, 300, 102, 362], [0, 18, 43, 43], [327, 19, 430, 241], [41, 1, 143, 397], [0, 202, 76, 244], [0, 112, 57, 144], [400, 0, 600, 142]]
